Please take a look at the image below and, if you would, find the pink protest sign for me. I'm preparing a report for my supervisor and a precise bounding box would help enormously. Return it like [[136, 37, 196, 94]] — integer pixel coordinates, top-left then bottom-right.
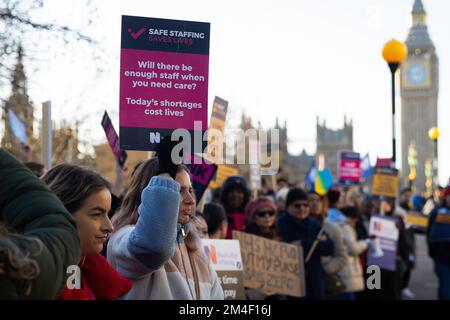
[[189, 154, 217, 202], [119, 16, 210, 151], [101, 111, 127, 167], [338, 151, 361, 184]]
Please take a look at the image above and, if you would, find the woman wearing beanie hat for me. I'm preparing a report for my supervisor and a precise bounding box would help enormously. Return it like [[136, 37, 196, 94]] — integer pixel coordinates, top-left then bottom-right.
[[244, 196, 280, 241], [243, 196, 283, 300], [278, 188, 334, 300]]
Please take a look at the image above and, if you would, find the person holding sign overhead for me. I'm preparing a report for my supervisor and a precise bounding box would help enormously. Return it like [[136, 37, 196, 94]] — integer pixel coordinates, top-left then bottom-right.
[[108, 139, 224, 299]]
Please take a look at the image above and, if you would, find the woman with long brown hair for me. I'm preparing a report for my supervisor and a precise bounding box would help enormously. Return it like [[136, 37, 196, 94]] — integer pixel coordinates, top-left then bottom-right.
[[42, 164, 132, 300]]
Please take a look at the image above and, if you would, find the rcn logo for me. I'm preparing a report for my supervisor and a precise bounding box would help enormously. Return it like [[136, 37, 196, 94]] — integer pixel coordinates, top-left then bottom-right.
[[149, 132, 161, 143]]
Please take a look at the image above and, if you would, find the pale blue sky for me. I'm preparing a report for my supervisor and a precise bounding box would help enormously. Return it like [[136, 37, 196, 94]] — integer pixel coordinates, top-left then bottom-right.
[[5, 0, 450, 185]]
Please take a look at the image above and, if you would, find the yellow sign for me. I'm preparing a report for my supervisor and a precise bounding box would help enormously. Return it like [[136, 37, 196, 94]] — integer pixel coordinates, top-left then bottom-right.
[[372, 167, 399, 198], [405, 213, 428, 228], [207, 96, 228, 160], [209, 165, 239, 189], [436, 214, 450, 224]]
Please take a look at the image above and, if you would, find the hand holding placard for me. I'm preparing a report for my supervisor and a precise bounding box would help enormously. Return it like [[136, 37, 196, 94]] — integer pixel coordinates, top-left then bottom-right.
[[156, 137, 180, 179]]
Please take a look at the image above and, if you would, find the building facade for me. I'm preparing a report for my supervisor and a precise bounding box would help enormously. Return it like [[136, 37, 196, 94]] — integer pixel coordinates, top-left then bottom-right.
[[316, 116, 353, 179]]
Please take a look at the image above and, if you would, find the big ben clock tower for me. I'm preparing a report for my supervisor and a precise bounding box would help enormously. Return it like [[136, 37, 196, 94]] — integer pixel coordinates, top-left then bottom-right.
[[400, 0, 439, 192]]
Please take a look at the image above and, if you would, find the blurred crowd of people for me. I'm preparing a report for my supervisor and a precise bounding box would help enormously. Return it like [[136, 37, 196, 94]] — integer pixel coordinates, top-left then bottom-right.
[[1, 144, 450, 300]]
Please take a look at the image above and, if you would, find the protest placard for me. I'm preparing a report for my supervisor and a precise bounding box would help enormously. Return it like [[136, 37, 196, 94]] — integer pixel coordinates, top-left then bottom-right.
[[209, 165, 239, 189], [188, 154, 217, 202], [372, 167, 399, 198], [232, 231, 305, 297], [101, 111, 128, 167], [201, 239, 245, 300], [119, 16, 210, 151], [367, 215, 399, 271], [338, 151, 360, 184]]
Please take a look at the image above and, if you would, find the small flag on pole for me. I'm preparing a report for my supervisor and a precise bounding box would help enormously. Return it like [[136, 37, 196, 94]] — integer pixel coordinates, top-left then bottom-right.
[[305, 159, 317, 191], [315, 168, 334, 195], [361, 153, 374, 179]]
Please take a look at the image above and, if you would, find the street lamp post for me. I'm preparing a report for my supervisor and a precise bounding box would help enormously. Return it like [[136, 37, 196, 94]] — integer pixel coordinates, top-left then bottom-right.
[[382, 39, 408, 167], [428, 126, 440, 188]]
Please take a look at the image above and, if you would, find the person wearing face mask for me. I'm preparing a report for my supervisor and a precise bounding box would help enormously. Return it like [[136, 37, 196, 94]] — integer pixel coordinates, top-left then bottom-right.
[[107, 139, 224, 300], [220, 176, 250, 239], [42, 164, 132, 300], [277, 188, 334, 300]]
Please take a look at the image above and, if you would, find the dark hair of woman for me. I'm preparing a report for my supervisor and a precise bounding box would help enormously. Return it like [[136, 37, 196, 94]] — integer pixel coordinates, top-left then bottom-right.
[[41, 164, 111, 214], [0, 223, 41, 296]]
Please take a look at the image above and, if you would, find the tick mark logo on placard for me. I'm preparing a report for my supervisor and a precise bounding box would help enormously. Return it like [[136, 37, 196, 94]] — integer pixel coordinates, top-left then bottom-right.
[[128, 28, 146, 40]]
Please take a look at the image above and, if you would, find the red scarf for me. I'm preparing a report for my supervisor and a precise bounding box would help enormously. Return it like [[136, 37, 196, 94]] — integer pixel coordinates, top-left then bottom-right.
[[58, 253, 132, 300]]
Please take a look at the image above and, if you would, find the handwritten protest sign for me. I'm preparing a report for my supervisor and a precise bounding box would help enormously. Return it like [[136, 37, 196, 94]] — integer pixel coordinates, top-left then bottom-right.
[[232, 231, 305, 297], [201, 239, 245, 300], [119, 16, 210, 151]]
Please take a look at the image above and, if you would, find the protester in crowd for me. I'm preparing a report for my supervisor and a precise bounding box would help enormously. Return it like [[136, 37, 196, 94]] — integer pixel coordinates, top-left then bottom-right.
[[260, 177, 275, 198], [42, 164, 132, 300], [334, 206, 370, 300], [327, 188, 345, 219], [220, 175, 250, 239], [275, 187, 289, 213], [108, 140, 224, 299], [344, 187, 369, 245], [277, 177, 289, 190], [0, 148, 81, 299], [244, 196, 280, 241], [427, 186, 450, 300], [369, 198, 409, 300], [398, 188, 417, 299], [203, 202, 228, 239], [111, 162, 128, 198], [344, 187, 364, 210], [423, 186, 444, 215], [277, 188, 334, 300], [193, 212, 209, 239], [308, 191, 348, 299], [244, 196, 284, 300], [212, 187, 222, 203]]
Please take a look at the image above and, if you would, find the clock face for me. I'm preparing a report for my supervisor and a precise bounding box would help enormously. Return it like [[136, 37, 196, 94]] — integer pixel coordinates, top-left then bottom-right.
[[407, 63, 426, 85]]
